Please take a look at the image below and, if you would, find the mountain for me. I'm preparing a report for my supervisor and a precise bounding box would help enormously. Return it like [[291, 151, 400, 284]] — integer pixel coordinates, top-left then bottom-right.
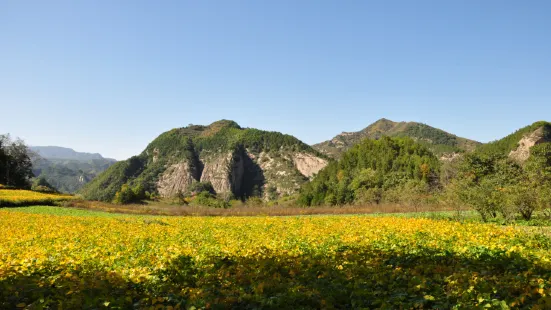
[[80, 120, 328, 202], [476, 121, 551, 162], [299, 136, 440, 206], [313, 118, 481, 159], [30, 146, 115, 161], [30, 147, 117, 193]]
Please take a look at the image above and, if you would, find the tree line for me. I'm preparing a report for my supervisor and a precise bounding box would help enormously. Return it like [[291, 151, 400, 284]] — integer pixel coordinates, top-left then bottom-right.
[[300, 133, 551, 222]]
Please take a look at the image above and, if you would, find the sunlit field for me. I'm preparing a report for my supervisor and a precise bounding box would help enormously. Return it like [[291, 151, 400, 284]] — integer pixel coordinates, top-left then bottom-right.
[[0, 189, 73, 207], [2, 207, 551, 309]]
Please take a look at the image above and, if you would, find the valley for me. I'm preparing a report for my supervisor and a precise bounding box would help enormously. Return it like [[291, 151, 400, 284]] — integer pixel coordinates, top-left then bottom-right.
[[2, 119, 551, 309]]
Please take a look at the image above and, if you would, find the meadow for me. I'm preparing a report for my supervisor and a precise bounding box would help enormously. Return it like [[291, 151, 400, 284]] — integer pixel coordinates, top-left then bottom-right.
[[2, 206, 551, 309], [0, 189, 73, 207]]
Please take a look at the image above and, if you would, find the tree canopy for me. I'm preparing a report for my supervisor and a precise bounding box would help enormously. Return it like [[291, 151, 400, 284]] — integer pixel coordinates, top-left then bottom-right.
[[0, 134, 34, 188]]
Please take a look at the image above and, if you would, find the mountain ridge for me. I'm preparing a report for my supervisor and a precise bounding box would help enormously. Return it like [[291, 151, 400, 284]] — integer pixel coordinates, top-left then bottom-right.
[[313, 118, 481, 158], [30, 146, 116, 162], [80, 120, 328, 202], [30, 146, 117, 193]]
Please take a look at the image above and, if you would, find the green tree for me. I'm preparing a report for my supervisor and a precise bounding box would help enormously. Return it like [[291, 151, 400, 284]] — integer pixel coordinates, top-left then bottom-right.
[[31, 177, 57, 193], [0, 134, 34, 188]]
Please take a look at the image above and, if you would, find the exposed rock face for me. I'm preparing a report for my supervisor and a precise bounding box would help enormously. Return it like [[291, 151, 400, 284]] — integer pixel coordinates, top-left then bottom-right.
[[152, 148, 160, 163], [200, 152, 245, 195], [155, 149, 328, 200], [157, 161, 198, 197], [156, 151, 251, 198], [82, 120, 328, 202], [292, 152, 328, 178], [509, 127, 550, 162], [440, 153, 461, 162]]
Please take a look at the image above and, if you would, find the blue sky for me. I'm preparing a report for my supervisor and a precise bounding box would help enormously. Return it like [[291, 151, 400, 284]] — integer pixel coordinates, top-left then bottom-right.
[[1, 1, 550, 160]]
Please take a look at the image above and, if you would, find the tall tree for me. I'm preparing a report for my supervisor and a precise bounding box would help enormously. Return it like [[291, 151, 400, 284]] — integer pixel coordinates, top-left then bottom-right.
[[0, 134, 34, 188]]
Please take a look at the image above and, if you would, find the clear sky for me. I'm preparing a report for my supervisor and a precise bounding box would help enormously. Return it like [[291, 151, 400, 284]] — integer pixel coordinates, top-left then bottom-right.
[[1, 1, 550, 160]]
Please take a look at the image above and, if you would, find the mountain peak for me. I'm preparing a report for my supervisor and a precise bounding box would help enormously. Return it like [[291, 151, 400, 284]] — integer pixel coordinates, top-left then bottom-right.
[[81, 121, 327, 202], [314, 119, 481, 158], [208, 119, 241, 129]]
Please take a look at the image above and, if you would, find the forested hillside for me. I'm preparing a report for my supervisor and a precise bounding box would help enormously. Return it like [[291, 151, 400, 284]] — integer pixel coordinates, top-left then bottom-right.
[[30, 146, 116, 193], [314, 118, 480, 158], [302, 120, 551, 223], [80, 120, 328, 203], [300, 136, 440, 206], [475, 121, 551, 158]]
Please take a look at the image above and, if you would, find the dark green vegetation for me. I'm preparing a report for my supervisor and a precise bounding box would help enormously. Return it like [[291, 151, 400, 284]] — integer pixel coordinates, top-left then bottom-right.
[[31, 146, 116, 193], [0, 134, 33, 188], [300, 136, 440, 206], [314, 118, 481, 158], [80, 120, 325, 203], [301, 121, 551, 224], [448, 143, 551, 223]]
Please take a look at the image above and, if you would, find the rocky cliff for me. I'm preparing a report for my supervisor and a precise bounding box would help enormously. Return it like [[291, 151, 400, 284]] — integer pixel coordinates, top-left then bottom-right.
[[80, 120, 328, 201], [509, 126, 551, 162]]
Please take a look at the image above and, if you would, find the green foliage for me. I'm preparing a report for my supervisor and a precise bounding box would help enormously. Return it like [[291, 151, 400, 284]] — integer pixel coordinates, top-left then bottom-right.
[[300, 136, 440, 206], [191, 191, 230, 208], [80, 156, 146, 202], [113, 183, 147, 204], [451, 150, 551, 222], [189, 181, 215, 195], [266, 185, 278, 201], [31, 158, 115, 193], [81, 120, 324, 202], [0, 134, 34, 188], [476, 121, 551, 156], [314, 118, 481, 158], [31, 177, 57, 193]]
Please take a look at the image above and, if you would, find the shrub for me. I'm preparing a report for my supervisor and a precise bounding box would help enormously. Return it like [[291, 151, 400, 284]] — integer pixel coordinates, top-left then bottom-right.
[[113, 184, 146, 204]]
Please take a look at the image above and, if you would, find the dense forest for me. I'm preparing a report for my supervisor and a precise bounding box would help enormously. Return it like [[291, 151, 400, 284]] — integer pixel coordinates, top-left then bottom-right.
[[299, 136, 440, 206], [301, 121, 551, 222]]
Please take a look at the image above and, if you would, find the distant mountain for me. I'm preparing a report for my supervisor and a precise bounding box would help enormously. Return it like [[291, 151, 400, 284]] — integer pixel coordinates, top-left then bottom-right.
[[80, 120, 328, 202], [313, 118, 481, 159], [30, 146, 117, 193], [30, 146, 115, 161], [476, 121, 551, 162]]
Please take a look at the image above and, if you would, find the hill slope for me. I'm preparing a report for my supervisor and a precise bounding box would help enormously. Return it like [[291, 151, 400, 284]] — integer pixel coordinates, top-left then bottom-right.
[[80, 120, 328, 202], [300, 136, 440, 206], [475, 121, 551, 162], [314, 118, 481, 159], [31, 147, 117, 193]]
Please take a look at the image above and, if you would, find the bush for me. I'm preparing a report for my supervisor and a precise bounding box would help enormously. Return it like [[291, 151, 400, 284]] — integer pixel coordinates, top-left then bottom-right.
[[189, 181, 216, 195], [31, 177, 58, 193], [192, 191, 230, 208], [113, 184, 146, 204]]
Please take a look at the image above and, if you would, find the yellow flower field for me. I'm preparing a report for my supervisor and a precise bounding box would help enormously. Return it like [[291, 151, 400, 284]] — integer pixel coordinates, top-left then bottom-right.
[[0, 189, 73, 207], [1, 209, 551, 308]]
